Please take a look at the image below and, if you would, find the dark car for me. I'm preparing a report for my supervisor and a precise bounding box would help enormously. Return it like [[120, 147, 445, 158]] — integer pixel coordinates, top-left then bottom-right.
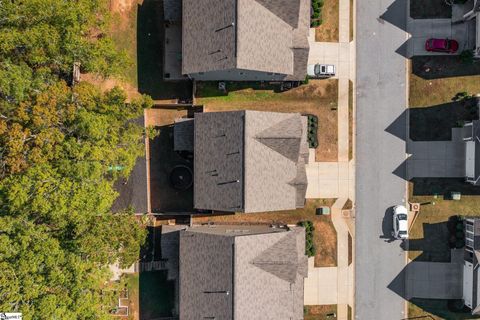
[[425, 38, 459, 53]]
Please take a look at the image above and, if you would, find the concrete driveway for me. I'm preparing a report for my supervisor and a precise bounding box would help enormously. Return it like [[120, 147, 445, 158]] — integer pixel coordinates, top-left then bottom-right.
[[407, 140, 465, 179], [407, 17, 473, 57], [407, 127, 466, 179], [406, 260, 463, 299]]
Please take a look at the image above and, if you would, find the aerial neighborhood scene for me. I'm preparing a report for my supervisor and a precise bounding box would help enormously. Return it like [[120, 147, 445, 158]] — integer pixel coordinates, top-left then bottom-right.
[[2, 0, 480, 319]]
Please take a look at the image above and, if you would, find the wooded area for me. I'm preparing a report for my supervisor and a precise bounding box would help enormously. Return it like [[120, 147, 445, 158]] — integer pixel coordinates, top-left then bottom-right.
[[0, 0, 151, 318]]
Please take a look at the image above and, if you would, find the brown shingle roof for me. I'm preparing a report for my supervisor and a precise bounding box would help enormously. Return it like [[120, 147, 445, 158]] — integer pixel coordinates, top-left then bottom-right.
[[182, 0, 310, 80], [179, 225, 307, 319], [193, 111, 309, 212]]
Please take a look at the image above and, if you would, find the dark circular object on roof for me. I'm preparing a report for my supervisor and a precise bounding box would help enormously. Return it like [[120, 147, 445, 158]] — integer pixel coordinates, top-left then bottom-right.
[[170, 165, 193, 191]]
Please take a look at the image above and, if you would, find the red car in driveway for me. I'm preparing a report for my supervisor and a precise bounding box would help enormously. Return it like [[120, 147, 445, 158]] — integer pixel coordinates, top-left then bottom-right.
[[425, 38, 459, 53]]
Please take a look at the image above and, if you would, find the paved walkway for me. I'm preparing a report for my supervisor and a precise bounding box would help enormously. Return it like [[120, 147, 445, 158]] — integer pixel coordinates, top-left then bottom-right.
[[303, 0, 356, 315]]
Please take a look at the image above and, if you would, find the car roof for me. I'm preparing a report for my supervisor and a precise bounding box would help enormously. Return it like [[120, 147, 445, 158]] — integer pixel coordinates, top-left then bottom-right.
[[399, 219, 408, 231]]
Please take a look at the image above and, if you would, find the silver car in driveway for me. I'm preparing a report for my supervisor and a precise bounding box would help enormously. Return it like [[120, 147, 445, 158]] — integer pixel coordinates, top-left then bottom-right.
[[307, 64, 336, 78], [392, 205, 408, 240]]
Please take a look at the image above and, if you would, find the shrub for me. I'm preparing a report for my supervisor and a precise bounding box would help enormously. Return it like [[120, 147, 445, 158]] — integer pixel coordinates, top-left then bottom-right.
[[298, 221, 316, 257], [459, 50, 474, 64], [303, 75, 309, 85], [311, 0, 323, 27]]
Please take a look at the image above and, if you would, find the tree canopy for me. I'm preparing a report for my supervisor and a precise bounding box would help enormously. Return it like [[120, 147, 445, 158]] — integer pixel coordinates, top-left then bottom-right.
[[0, 0, 151, 318]]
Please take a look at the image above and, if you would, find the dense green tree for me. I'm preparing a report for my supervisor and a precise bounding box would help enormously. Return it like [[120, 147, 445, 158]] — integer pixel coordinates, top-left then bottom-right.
[[0, 0, 129, 101], [0, 82, 151, 319], [0, 1, 151, 318]]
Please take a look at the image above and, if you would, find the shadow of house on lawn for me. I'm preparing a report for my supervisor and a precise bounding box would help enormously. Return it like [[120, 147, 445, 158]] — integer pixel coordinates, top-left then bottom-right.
[[137, 0, 192, 100], [412, 56, 480, 80], [149, 124, 194, 213], [411, 178, 480, 196], [410, 99, 479, 141]]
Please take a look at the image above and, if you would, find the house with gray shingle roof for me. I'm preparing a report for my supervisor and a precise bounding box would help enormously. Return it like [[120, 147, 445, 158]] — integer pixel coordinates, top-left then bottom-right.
[[181, 0, 310, 81], [189, 110, 309, 213], [179, 224, 307, 320]]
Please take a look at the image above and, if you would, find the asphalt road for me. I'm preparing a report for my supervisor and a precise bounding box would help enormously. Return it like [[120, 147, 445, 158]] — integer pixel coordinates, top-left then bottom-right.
[[355, 0, 409, 318]]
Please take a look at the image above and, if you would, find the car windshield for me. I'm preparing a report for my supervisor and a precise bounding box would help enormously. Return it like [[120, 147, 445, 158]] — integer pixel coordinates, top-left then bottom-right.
[[444, 40, 450, 49], [397, 213, 407, 220], [314, 65, 321, 74], [399, 231, 407, 235]]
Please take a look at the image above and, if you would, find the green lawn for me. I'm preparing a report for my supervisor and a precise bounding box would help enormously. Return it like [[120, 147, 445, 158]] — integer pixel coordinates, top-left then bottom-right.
[[110, 6, 138, 87]]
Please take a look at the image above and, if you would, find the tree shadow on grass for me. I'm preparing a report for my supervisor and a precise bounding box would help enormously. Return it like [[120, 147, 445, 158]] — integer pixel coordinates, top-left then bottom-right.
[[137, 0, 191, 100]]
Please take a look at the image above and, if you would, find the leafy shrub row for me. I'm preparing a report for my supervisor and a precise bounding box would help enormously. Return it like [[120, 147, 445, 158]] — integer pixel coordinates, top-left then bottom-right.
[[299, 220, 316, 257]]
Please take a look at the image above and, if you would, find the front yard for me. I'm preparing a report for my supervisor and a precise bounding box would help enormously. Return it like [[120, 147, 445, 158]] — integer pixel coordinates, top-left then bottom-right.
[[409, 179, 480, 261], [304, 305, 338, 320], [315, 0, 340, 42], [408, 298, 479, 320], [196, 80, 339, 162], [410, 57, 480, 107], [192, 199, 338, 267]]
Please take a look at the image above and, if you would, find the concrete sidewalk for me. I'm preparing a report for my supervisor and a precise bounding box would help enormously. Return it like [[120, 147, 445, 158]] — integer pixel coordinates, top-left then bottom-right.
[[304, 0, 355, 315]]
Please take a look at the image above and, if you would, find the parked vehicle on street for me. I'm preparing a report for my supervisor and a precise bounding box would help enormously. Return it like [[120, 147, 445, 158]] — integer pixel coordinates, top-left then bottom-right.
[[425, 38, 459, 53], [392, 205, 409, 240], [307, 64, 336, 78]]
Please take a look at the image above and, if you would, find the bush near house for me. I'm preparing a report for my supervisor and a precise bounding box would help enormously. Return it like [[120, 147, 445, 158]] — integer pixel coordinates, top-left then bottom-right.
[[299, 220, 316, 257], [307, 114, 319, 148], [311, 0, 324, 27]]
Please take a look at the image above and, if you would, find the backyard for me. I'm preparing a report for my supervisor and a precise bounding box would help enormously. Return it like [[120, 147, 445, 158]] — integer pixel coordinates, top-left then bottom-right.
[[145, 108, 194, 213], [196, 80, 339, 162], [192, 199, 338, 267], [124, 271, 175, 320]]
